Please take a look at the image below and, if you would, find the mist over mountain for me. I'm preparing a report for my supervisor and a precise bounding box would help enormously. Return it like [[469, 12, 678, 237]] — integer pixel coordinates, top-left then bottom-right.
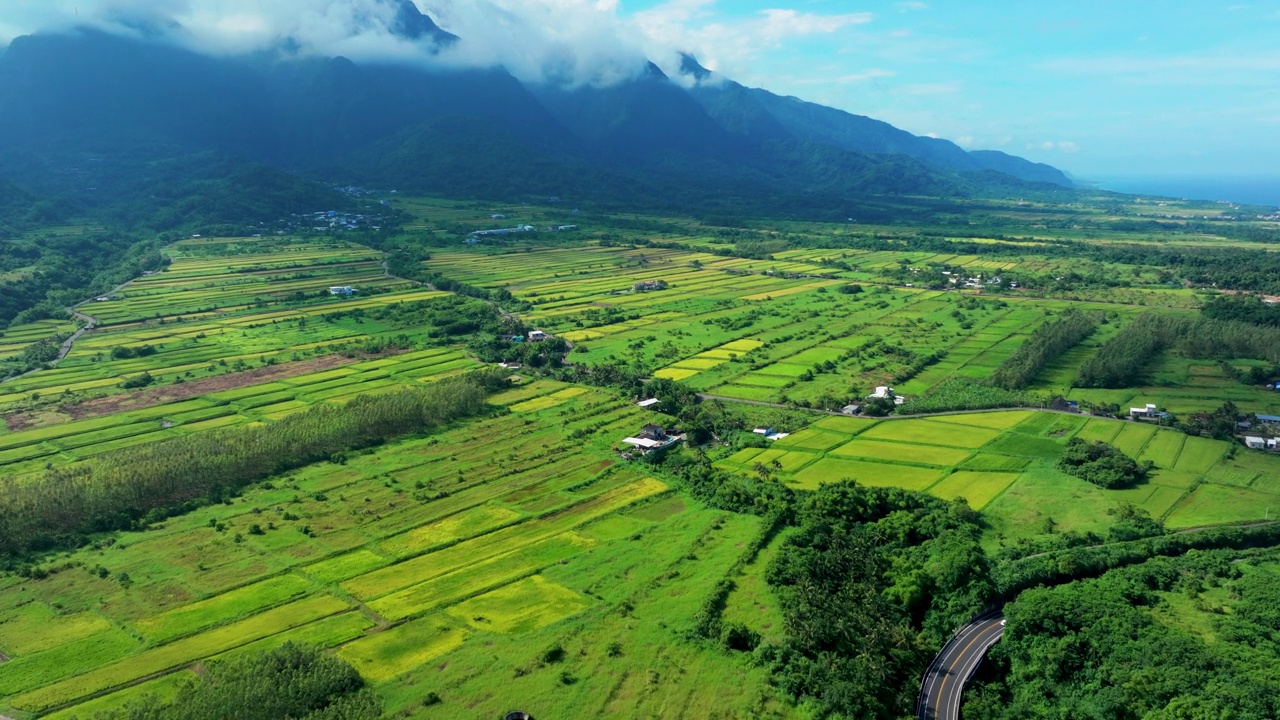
[[0, 2, 1077, 228]]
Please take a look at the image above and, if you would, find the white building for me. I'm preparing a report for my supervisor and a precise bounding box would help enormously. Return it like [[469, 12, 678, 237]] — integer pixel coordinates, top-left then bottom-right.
[[1130, 403, 1160, 419]]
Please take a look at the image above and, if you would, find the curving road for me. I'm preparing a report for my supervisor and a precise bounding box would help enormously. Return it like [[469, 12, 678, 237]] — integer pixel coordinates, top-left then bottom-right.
[[917, 611, 1005, 720]]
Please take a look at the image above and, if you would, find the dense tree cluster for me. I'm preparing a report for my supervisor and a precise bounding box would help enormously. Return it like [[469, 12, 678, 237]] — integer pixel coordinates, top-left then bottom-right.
[[756, 483, 993, 719], [1178, 401, 1246, 441], [1076, 312, 1280, 388], [0, 372, 506, 557], [1203, 294, 1280, 328], [1074, 314, 1171, 388], [991, 310, 1099, 389], [90, 643, 381, 720], [970, 550, 1280, 719], [1057, 438, 1151, 489], [991, 522, 1280, 598], [0, 334, 68, 379]]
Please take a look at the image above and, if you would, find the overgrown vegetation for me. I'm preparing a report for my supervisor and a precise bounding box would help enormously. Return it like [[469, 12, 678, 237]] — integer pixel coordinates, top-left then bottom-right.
[[93, 643, 381, 720], [898, 378, 1038, 414], [1057, 438, 1151, 489]]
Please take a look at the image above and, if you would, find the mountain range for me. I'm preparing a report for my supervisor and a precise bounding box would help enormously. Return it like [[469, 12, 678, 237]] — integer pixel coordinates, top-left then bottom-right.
[[0, 0, 1076, 227]]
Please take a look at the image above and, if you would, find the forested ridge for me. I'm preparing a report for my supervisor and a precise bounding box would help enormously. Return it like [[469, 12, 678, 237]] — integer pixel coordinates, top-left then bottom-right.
[[0, 155, 362, 330], [0, 228, 168, 328]]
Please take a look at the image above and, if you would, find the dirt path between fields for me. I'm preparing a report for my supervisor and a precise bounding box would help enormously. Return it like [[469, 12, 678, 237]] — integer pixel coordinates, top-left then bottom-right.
[[695, 395, 1087, 421]]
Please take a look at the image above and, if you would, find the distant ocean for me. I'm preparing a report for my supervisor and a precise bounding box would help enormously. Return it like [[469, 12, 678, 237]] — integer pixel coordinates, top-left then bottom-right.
[[1089, 175, 1280, 208]]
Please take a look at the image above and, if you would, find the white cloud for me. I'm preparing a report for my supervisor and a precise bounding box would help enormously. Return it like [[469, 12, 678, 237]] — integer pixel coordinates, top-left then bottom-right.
[[0, 1, 653, 87], [1030, 140, 1079, 153], [631, 2, 874, 82], [0, 0, 885, 89]]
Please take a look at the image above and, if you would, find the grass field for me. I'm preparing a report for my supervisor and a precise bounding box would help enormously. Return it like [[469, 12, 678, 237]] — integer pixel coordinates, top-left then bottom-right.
[[716, 409, 1280, 546], [0, 379, 805, 719]]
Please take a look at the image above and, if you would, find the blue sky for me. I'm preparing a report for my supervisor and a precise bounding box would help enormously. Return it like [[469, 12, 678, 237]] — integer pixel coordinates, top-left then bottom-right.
[[622, 0, 1280, 179]]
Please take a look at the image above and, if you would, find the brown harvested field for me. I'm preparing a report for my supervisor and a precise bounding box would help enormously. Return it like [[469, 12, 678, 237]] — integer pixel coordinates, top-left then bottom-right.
[[58, 355, 359, 419]]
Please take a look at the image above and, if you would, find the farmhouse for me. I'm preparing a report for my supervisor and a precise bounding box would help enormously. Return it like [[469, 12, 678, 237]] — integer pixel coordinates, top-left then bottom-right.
[[841, 404, 862, 415], [1129, 403, 1170, 420], [620, 424, 683, 455], [329, 286, 356, 297], [752, 426, 790, 441], [527, 329, 548, 342], [632, 280, 668, 292], [1244, 436, 1279, 451], [867, 387, 907, 405], [471, 225, 536, 238]]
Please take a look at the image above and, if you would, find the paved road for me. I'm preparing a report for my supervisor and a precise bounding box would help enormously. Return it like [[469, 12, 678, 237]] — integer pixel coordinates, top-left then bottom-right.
[[917, 611, 1005, 720]]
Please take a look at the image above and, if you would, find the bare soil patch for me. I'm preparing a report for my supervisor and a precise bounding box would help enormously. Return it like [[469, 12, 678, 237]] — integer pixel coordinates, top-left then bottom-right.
[[5, 409, 72, 433], [59, 355, 360, 421]]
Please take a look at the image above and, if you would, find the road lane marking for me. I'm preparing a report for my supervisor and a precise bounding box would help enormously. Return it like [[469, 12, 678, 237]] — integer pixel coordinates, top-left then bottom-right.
[[934, 621, 1005, 719]]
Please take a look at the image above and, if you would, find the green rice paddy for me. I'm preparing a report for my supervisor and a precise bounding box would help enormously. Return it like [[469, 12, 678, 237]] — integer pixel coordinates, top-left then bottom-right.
[[1, 199, 1278, 719]]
